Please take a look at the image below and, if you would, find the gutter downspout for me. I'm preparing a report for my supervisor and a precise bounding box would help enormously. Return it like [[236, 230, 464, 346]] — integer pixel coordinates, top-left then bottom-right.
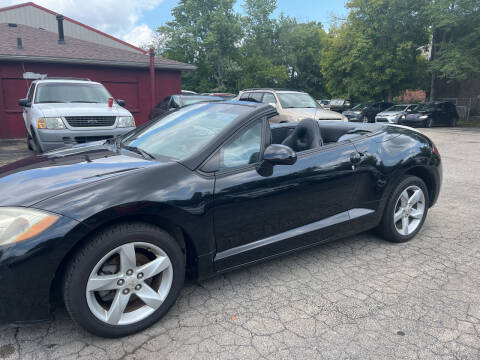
[[149, 48, 155, 109]]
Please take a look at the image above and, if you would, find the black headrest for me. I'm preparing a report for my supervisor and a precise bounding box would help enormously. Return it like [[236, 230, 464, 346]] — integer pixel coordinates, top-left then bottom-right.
[[281, 118, 323, 152]]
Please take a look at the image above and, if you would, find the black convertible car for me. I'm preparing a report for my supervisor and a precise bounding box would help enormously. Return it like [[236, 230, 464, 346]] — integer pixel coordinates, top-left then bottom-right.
[[0, 101, 442, 337]]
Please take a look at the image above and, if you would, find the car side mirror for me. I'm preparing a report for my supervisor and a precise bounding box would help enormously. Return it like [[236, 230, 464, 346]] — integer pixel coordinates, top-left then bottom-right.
[[117, 99, 126, 107], [18, 98, 30, 107], [263, 144, 297, 165]]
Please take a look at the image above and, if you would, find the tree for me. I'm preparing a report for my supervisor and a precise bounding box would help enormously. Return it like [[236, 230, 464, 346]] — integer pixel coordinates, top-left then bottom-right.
[[157, 0, 243, 92], [426, 0, 480, 100], [322, 0, 430, 102]]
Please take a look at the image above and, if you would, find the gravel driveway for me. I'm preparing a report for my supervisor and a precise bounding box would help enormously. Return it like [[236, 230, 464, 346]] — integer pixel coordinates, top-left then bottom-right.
[[0, 128, 479, 360]]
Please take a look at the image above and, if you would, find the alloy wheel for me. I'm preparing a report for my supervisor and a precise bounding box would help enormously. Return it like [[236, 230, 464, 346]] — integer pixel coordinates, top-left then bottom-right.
[[86, 242, 173, 326], [393, 185, 425, 236]]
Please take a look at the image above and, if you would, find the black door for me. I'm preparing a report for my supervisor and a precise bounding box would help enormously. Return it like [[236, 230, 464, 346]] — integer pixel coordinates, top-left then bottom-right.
[[212, 121, 358, 270]]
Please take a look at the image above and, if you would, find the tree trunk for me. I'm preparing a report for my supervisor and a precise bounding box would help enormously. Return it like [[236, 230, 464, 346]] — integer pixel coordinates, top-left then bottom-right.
[[429, 30, 437, 102], [429, 73, 435, 102], [387, 87, 393, 102]]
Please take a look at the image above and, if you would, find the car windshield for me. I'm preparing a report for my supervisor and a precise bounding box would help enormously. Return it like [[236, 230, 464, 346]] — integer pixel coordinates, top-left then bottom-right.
[[386, 105, 410, 112], [417, 103, 435, 112], [277, 93, 318, 108], [351, 104, 365, 110], [34, 83, 112, 103], [121, 103, 249, 160]]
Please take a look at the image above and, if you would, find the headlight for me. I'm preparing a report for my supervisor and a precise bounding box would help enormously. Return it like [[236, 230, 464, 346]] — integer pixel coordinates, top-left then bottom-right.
[[353, 111, 361, 115], [0, 207, 59, 246], [117, 116, 135, 128], [37, 117, 65, 129], [419, 115, 428, 119], [400, 115, 406, 120]]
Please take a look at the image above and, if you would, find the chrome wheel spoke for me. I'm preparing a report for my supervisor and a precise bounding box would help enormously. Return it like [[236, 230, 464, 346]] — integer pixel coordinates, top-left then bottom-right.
[[410, 209, 423, 219], [136, 284, 165, 309], [106, 291, 130, 325], [409, 189, 422, 205], [119, 243, 137, 273], [394, 209, 404, 223], [87, 274, 121, 291], [137, 256, 170, 280], [401, 216, 409, 235], [400, 190, 409, 207]]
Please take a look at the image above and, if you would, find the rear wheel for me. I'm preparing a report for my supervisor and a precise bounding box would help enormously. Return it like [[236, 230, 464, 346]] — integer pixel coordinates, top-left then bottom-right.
[[63, 222, 185, 338], [377, 176, 429, 243]]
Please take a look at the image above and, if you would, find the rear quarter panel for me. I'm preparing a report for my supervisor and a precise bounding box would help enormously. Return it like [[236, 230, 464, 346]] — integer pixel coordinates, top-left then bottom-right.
[[349, 126, 437, 231]]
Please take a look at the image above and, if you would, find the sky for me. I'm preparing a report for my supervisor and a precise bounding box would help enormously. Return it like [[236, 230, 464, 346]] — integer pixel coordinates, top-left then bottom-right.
[[0, 0, 347, 47]]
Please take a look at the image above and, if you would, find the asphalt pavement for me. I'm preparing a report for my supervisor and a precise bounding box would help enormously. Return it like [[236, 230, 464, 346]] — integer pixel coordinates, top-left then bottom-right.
[[0, 127, 479, 360]]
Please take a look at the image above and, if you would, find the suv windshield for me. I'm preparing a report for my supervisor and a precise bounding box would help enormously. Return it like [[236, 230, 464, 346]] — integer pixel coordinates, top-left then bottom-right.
[[34, 83, 112, 103], [277, 93, 318, 108], [122, 103, 249, 160]]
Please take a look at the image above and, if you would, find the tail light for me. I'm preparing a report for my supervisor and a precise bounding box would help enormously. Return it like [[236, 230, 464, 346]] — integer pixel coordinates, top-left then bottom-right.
[[433, 145, 440, 156]]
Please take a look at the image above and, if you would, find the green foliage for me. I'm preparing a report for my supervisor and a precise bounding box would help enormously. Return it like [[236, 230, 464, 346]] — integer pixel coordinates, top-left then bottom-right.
[[427, 0, 480, 81], [153, 0, 479, 100]]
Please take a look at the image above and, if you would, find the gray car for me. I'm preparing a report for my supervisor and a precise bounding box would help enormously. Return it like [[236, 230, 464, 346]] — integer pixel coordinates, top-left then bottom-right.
[[375, 104, 418, 124]]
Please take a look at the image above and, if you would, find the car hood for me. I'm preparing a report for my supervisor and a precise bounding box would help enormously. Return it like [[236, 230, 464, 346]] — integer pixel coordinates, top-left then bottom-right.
[[282, 108, 343, 120], [0, 142, 160, 207], [377, 111, 403, 117], [35, 103, 131, 118]]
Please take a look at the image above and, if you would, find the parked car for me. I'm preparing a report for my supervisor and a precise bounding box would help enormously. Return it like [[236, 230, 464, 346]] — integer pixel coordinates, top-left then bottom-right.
[[344, 101, 394, 123], [238, 89, 347, 122], [375, 104, 419, 124], [317, 99, 330, 109], [18, 78, 136, 153], [329, 99, 352, 113], [398, 101, 459, 128], [0, 101, 442, 337], [149, 94, 224, 119]]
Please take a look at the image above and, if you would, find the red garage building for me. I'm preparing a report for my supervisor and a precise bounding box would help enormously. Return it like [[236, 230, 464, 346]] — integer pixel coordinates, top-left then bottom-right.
[[0, 4, 195, 139]]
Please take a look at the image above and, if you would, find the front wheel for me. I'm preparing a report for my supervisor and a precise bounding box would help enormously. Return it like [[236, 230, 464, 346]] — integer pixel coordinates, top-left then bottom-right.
[[63, 222, 185, 338], [376, 176, 429, 243]]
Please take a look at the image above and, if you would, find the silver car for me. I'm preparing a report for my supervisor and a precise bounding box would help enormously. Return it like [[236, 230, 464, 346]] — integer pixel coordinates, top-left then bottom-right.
[[375, 104, 419, 124]]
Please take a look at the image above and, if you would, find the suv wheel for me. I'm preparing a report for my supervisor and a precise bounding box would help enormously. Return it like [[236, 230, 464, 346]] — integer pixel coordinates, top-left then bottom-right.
[[26, 131, 34, 151], [63, 222, 185, 338]]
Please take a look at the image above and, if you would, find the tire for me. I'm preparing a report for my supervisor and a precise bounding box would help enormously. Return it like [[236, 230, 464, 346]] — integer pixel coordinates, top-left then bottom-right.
[[30, 128, 43, 153], [362, 116, 369, 123], [26, 131, 33, 151], [63, 222, 185, 338], [424, 118, 433, 128], [376, 176, 429, 243]]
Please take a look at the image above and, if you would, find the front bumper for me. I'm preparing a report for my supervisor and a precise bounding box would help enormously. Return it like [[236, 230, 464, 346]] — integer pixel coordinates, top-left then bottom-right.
[[0, 214, 88, 324], [36, 127, 135, 152], [398, 118, 426, 127]]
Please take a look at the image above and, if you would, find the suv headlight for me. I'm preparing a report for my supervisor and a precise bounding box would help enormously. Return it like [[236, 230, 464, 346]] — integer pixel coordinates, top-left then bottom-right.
[[0, 207, 59, 246], [117, 116, 135, 128], [37, 117, 65, 129]]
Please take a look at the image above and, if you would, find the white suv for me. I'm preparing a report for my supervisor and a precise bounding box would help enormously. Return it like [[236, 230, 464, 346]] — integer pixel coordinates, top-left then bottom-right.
[[19, 78, 136, 152]]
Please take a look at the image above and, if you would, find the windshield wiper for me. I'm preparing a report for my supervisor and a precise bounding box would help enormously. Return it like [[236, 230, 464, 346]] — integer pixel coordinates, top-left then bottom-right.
[[122, 145, 156, 160]]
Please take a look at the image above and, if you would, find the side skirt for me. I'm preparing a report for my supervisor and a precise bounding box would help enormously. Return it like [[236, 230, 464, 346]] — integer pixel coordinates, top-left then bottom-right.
[[213, 208, 375, 272]]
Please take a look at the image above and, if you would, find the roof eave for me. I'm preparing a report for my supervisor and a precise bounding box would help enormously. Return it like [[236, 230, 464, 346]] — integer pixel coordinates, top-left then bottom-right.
[[0, 54, 197, 71]]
